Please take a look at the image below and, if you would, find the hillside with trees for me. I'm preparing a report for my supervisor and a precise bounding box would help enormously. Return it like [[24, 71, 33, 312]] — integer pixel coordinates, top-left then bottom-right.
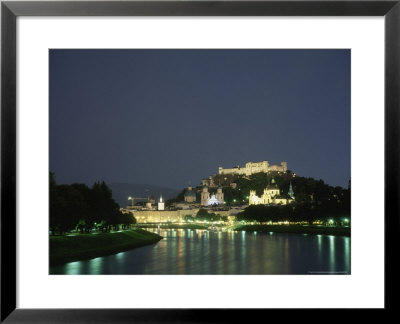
[[167, 171, 350, 223], [224, 172, 350, 223]]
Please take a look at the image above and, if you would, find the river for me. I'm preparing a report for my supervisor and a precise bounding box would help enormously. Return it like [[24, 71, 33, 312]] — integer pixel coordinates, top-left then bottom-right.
[[50, 228, 351, 275]]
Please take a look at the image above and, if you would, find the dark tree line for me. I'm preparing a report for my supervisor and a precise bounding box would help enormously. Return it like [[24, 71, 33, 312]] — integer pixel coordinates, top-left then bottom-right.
[[50, 173, 135, 235]]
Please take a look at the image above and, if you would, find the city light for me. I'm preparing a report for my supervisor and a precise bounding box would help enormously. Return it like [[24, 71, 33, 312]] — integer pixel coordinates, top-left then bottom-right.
[[48, 46, 352, 277]]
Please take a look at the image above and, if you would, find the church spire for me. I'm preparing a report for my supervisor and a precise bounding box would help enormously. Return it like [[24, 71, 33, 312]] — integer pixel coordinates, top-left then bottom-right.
[[288, 182, 294, 198]]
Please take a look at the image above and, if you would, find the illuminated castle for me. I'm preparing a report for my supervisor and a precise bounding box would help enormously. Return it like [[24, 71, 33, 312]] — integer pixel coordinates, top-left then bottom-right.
[[218, 160, 287, 176]]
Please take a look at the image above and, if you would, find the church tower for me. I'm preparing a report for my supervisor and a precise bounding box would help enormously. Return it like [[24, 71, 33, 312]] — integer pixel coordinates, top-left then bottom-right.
[[201, 185, 210, 206], [249, 190, 259, 205], [288, 182, 294, 199], [263, 177, 279, 203], [158, 195, 165, 211], [216, 185, 224, 204]]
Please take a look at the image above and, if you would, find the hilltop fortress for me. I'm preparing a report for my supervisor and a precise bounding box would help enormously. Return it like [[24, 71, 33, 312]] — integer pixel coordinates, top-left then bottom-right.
[[218, 160, 287, 176], [123, 159, 294, 223]]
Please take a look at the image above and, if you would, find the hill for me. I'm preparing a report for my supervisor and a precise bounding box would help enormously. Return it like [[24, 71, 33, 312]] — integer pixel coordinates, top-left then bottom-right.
[[169, 171, 350, 213], [205, 171, 350, 206]]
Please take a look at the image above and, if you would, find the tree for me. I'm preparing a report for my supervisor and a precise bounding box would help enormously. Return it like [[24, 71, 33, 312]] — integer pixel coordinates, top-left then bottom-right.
[[50, 183, 87, 234], [49, 173, 130, 234], [196, 208, 209, 218]]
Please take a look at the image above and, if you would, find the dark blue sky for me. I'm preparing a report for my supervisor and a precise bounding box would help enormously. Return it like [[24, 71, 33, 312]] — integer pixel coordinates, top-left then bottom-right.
[[50, 49, 350, 189]]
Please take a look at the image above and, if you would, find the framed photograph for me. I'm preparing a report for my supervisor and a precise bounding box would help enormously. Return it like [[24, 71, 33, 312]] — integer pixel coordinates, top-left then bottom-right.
[[1, 0, 398, 321]]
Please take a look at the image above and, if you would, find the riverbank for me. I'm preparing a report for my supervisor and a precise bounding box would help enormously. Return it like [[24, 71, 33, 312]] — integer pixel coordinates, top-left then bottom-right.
[[233, 225, 350, 237], [50, 229, 163, 266], [138, 224, 209, 230]]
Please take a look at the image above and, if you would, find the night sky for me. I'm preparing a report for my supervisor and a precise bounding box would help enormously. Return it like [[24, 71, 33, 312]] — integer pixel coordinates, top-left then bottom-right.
[[50, 49, 350, 190]]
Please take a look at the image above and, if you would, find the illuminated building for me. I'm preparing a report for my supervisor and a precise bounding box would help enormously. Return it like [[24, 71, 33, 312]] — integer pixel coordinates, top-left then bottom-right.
[[216, 185, 224, 204], [184, 186, 197, 203], [158, 195, 165, 211], [249, 178, 294, 205], [201, 185, 224, 206], [201, 176, 215, 187], [218, 160, 287, 176], [207, 195, 220, 206], [201, 185, 210, 206]]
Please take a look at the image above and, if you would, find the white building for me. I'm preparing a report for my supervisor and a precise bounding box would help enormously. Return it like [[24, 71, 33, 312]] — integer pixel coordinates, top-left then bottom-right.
[[158, 195, 165, 211], [201, 185, 224, 206], [249, 178, 294, 206], [207, 195, 220, 206], [219, 160, 287, 176]]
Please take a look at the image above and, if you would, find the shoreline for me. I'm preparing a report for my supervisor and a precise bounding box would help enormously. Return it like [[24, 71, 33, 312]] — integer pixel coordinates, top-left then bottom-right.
[[138, 224, 209, 230], [233, 224, 350, 237], [49, 229, 163, 266], [139, 223, 350, 237]]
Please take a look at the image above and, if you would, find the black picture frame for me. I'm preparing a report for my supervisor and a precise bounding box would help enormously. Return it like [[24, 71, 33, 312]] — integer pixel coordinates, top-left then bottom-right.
[[1, 0, 399, 321]]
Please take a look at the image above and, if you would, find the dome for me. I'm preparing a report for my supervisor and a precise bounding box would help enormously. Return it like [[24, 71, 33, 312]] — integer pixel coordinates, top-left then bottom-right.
[[207, 194, 220, 206], [267, 177, 278, 189], [184, 190, 196, 197]]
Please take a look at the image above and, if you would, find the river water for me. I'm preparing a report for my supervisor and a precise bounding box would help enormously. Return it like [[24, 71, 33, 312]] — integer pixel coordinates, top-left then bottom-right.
[[50, 229, 351, 275]]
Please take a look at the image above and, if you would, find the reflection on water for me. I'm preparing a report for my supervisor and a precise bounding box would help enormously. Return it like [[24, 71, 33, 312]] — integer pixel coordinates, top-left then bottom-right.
[[50, 229, 351, 275]]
